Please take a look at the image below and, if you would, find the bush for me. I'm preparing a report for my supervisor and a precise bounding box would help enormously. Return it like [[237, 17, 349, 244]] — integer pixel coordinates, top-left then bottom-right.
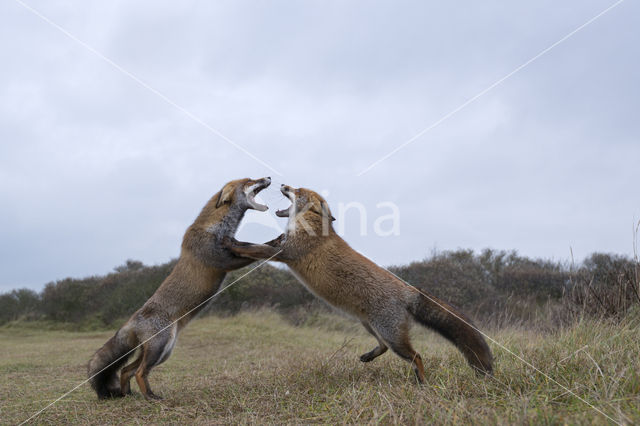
[[563, 253, 640, 320], [0, 288, 40, 323], [1, 251, 637, 329]]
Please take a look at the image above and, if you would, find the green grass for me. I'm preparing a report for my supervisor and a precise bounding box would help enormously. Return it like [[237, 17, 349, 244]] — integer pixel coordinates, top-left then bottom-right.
[[1, 311, 638, 424]]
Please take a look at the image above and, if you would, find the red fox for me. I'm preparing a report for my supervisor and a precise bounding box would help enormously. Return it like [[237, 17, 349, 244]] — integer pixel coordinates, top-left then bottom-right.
[[88, 177, 271, 400], [226, 184, 493, 382]]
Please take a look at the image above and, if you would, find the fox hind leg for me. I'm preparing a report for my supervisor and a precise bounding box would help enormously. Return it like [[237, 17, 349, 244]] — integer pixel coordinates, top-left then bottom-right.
[[359, 321, 388, 363], [120, 351, 143, 395], [370, 320, 425, 383], [135, 328, 175, 401], [389, 340, 425, 384], [135, 344, 164, 400]]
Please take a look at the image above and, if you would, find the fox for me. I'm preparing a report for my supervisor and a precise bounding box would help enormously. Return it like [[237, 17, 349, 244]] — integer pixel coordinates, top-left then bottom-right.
[[225, 184, 493, 383], [87, 177, 271, 400]]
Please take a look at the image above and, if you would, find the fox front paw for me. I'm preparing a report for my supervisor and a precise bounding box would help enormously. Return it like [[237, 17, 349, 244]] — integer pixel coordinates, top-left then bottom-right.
[[264, 233, 285, 247]]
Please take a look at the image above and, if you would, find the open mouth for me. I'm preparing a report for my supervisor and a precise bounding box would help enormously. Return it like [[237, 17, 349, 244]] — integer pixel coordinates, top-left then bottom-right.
[[276, 185, 294, 217], [246, 177, 271, 211]]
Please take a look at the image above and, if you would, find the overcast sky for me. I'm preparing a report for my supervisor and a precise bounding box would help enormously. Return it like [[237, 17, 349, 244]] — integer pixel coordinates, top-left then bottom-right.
[[1, 0, 638, 292]]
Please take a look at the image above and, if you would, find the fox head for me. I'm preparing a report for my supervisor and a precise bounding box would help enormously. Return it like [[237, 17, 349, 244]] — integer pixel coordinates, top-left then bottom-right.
[[277, 185, 335, 235], [216, 177, 271, 212], [194, 177, 271, 227]]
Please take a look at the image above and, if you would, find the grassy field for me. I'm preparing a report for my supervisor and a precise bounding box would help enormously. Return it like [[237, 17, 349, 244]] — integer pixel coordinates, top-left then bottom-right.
[[1, 310, 638, 425]]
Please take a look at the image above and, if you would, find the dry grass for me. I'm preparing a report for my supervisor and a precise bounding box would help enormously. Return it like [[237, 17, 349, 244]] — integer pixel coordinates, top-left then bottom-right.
[[1, 310, 639, 425]]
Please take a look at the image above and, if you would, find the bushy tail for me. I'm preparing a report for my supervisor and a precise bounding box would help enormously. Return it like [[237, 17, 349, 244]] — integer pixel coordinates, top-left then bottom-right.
[[87, 329, 134, 399], [408, 290, 493, 375]]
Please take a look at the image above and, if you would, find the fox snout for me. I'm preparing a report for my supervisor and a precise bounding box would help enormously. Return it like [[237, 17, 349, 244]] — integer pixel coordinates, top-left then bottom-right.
[[251, 177, 271, 190], [280, 184, 295, 197]]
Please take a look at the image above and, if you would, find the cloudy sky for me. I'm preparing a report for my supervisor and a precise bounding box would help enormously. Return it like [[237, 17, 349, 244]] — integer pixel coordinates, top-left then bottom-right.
[[1, 0, 638, 292]]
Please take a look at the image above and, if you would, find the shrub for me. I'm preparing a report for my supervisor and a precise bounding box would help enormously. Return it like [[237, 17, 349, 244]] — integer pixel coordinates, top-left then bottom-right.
[[1, 251, 638, 329], [563, 253, 640, 320]]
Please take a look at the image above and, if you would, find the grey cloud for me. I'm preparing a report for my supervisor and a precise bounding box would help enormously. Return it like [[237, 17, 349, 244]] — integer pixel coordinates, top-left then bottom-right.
[[0, 0, 638, 291]]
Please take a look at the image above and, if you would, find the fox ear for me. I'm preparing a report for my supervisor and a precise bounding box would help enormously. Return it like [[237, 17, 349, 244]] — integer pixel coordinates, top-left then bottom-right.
[[311, 200, 336, 222], [216, 184, 235, 208]]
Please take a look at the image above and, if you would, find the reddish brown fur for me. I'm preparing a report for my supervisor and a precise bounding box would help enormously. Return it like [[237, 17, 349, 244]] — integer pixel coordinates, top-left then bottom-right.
[[88, 177, 270, 400], [229, 185, 493, 382]]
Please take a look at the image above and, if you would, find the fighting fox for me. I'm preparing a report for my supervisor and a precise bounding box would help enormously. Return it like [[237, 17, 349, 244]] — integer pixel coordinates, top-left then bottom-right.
[[227, 184, 493, 382], [88, 177, 271, 400]]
